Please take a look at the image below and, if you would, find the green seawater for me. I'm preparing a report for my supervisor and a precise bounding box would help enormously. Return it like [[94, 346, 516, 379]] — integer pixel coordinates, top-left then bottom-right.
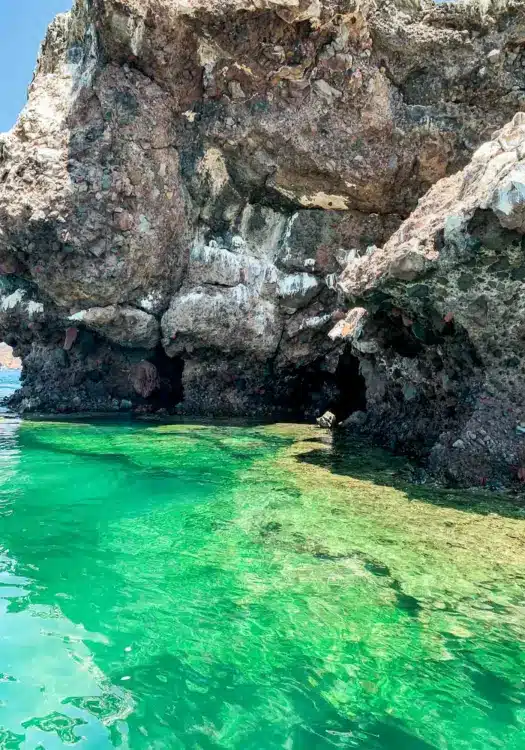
[[0, 411, 524, 748]]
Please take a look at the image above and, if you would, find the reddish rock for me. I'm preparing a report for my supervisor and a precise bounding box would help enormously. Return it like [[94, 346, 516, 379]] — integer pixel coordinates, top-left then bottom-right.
[[130, 361, 160, 399], [63, 327, 78, 351]]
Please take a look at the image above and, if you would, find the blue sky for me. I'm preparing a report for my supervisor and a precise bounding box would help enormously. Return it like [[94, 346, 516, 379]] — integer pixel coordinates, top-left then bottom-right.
[[0, 0, 72, 132]]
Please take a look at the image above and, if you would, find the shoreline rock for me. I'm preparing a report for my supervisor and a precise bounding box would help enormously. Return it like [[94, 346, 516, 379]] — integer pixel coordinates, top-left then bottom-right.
[[2, 0, 525, 485]]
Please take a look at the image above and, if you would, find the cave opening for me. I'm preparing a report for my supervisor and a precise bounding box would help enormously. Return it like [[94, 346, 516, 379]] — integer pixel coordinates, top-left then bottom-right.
[[332, 346, 367, 421], [374, 311, 424, 359], [146, 346, 185, 411], [274, 347, 367, 423]]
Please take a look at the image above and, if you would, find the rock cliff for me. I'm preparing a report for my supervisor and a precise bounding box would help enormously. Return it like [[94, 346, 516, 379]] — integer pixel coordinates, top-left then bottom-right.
[[339, 114, 525, 487], [1, 0, 525, 483]]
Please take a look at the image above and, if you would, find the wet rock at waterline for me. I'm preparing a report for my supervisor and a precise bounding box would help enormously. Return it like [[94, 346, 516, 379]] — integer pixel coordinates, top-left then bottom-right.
[[317, 411, 337, 429], [2, 0, 525, 483]]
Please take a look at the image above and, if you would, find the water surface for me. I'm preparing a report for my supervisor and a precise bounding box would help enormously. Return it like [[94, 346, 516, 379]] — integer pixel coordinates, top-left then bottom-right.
[[0, 379, 524, 748], [0, 369, 20, 409]]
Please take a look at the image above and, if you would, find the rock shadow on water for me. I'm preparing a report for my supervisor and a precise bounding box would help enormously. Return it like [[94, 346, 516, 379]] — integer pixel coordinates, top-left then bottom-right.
[[296, 431, 525, 521], [365, 720, 440, 750]]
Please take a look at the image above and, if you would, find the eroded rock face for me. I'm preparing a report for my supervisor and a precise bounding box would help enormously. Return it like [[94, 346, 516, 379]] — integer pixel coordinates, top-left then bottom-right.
[[2, 0, 525, 478], [339, 114, 525, 486]]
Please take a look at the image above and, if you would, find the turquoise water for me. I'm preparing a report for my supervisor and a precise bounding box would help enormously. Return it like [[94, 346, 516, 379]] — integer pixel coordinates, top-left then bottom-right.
[[0, 371, 524, 748], [0, 370, 19, 408]]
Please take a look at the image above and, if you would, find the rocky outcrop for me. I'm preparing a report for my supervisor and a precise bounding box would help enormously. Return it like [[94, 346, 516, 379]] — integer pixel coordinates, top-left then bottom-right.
[[2, 0, 525, 482], [69, 305, 160, 348], [339, 114, 525, 487]]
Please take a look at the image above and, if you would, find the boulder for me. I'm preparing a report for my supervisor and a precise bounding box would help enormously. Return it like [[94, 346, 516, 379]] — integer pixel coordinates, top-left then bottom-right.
[[130, 361, 160, 398], [69, 306, 159, 349], [161, 286, 282, 359], [317, 411, 337, 429]]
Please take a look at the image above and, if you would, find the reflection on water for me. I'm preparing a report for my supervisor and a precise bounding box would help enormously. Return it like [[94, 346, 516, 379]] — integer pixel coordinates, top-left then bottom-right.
[[0, 418, 523, 748]]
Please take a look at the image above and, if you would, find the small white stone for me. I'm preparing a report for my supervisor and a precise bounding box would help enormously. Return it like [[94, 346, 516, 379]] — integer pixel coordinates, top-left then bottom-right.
[[229, 81, 245, 100], [487, 49, 501, 64], [313, 79, 342, 103], [317, 411, 337, 429], [230, 235, 245, 251]]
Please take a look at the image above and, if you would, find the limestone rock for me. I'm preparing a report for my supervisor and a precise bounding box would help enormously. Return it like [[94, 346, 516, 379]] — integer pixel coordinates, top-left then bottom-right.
[[317, 410, 337, 428], [162, 285, 282, 359], [69, 306, 160, 349], [277, 273, 321, 310], [188, 244, 243, 287], [329, 307, 368, 343]]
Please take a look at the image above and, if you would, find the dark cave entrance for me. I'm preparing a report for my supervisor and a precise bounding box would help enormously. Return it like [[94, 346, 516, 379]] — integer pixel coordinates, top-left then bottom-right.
[[146, 346, 185, 411], [275, 347, 367, 422], [331, 346, 367, 421]]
